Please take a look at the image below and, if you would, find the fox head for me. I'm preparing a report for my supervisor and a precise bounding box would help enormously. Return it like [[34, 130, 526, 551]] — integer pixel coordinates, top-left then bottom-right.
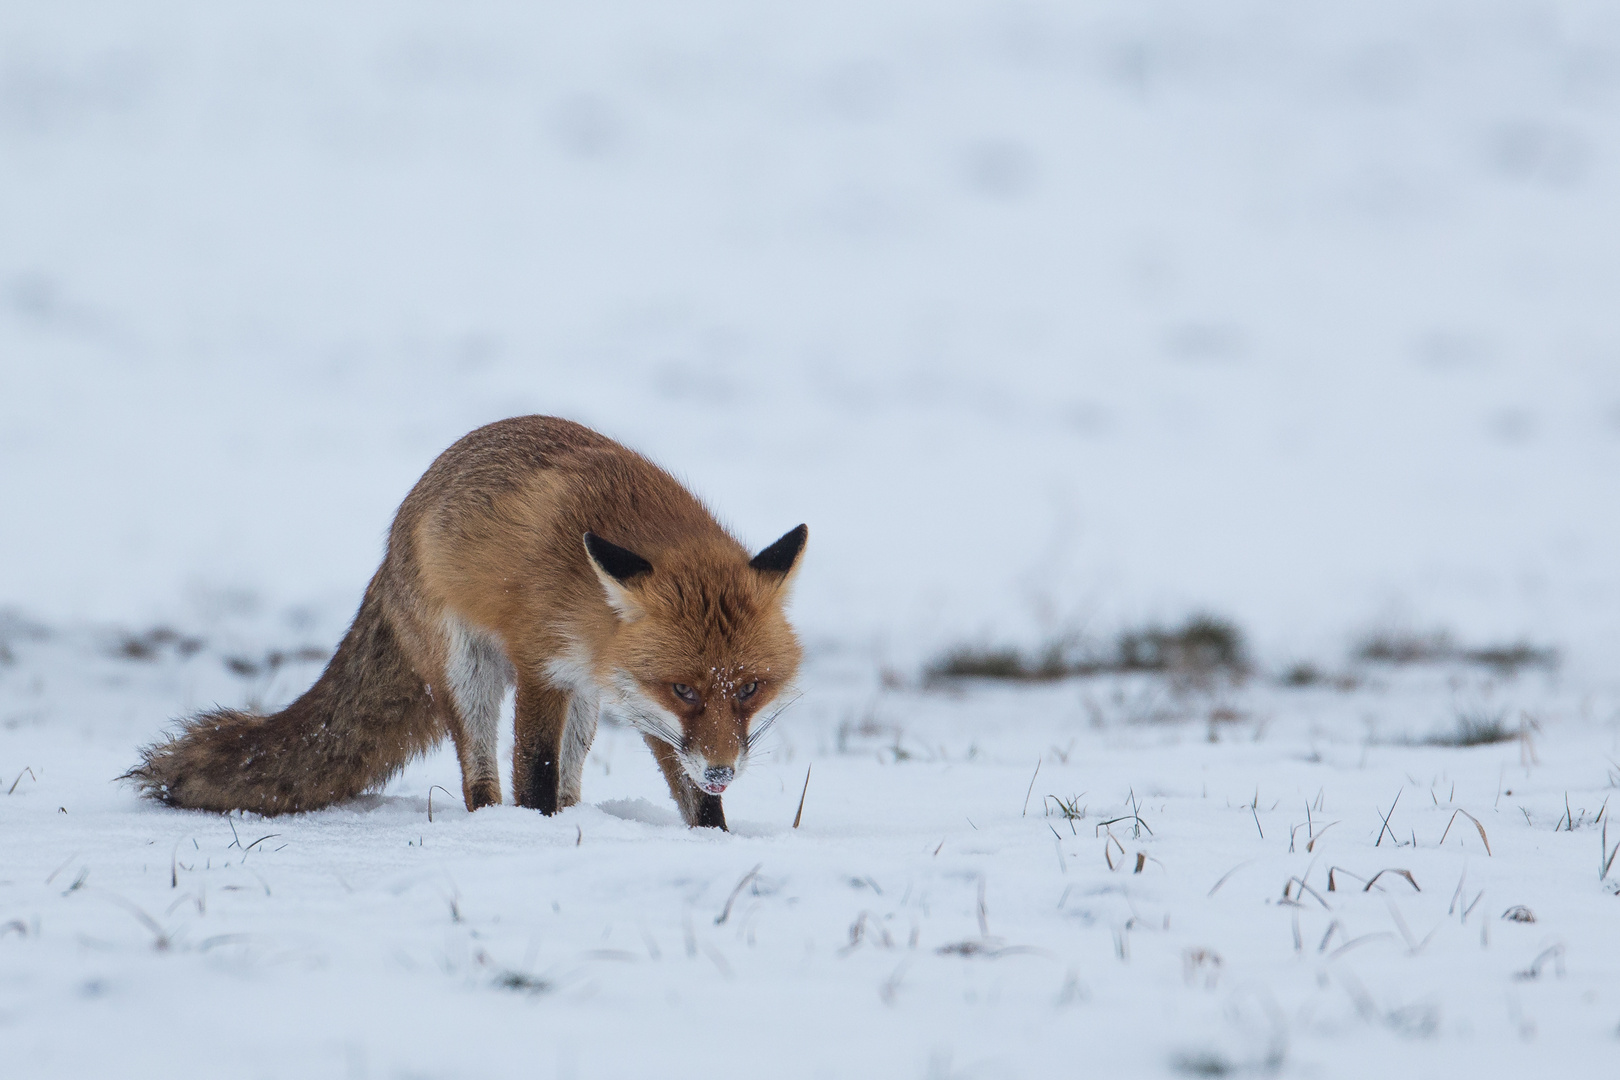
[[584, 525, 807, 795]]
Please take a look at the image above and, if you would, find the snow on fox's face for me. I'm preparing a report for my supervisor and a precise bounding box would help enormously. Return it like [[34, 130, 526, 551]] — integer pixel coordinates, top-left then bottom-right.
[[585, 528, 806, 793], [609, 666, 787, 794]]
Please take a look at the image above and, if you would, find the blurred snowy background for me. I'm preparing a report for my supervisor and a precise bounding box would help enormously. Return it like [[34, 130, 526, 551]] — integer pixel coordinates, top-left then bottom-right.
[[9, 7, 1620, 1080], [5, 0, 1619, 674]]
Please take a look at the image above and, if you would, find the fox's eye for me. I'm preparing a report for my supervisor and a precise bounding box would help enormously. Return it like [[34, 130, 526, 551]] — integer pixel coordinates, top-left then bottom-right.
[[737, 681, 758, 700], [672, 683, 699, 703]]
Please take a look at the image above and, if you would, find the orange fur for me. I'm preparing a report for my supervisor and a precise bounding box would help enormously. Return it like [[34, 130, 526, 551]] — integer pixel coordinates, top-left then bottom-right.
[[127, 417, 806, 828]]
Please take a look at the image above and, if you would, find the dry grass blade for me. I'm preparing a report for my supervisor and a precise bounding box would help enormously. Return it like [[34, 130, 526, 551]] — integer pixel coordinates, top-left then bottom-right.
[[1207, 860, 1254, 897], [714, 863, 763, 926], [61, 866, 89, 894], [44, 852, 79, 885], [1094, 808, 1151, 839], [1282, 876, 1332, 910], [839, 911, 893, 955], [1328, 931, 1396, 960], [1326, 866, 1369, 892], [1374, 789, 1402, 848], [1093, 815, 1138, 834], [197, 933, 254, 952], [1601, 820, 1619, 881], [1437, 808, 1492, 856], [1101, 830, 1125, 870], [94, 891, 173, 951], [1046, 795, 1086, 833], [1306, 821, 1339, 853], [1385, 901, 1432, 954], [792, 764, 812, 829], [427, 784, 456, 823], [1514, 943, 1566, 981], [1363, 868, 1420, 893], [1021, 757, 1041, 817], [7, 767, 36, 795]]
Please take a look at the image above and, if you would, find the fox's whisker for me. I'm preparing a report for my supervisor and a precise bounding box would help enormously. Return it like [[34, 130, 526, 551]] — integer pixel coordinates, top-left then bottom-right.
[[745, 689, 803, 754], [607, 672, 686, 748], [633, 709, 684, 749], [623, 708, 682, 748]]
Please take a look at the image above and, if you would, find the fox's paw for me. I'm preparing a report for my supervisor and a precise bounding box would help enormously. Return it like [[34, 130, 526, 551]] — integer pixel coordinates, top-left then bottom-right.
[[464, 777, 502, 811]]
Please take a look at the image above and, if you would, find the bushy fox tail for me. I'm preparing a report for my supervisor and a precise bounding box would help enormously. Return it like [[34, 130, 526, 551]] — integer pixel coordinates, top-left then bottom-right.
[[126, 575, 443, 815]]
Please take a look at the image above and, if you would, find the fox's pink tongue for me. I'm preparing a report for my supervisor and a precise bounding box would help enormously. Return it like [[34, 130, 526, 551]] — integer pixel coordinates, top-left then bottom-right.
[[700, 766, 734, 795]]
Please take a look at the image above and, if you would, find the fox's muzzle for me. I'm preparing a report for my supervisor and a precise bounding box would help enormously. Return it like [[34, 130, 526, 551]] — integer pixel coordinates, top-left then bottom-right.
[[700, 765, 734, 794]]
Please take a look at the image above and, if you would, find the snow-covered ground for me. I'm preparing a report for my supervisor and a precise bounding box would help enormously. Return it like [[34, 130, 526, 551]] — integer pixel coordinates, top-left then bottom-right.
[[4, 2, 1620, 1077], [5, 624, 1620, 1078]]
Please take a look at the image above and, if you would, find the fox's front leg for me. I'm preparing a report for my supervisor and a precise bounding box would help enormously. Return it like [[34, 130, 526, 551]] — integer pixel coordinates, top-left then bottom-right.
[[441, 619, 509, 812], [513, 679, 571, 814], [557, 693, 600, 809], [645, 736, 726, 830]]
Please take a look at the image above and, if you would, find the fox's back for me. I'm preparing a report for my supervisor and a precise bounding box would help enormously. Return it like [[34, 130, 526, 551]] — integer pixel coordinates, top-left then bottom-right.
[[399, 416, 743, 634]]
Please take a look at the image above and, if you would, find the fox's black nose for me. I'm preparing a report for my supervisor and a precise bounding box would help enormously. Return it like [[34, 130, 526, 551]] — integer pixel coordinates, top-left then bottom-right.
[[703, 766, 734, 792]]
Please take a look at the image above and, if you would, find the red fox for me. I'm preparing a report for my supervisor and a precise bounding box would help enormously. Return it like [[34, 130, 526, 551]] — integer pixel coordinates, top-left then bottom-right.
[[127, 416, 806, 830]]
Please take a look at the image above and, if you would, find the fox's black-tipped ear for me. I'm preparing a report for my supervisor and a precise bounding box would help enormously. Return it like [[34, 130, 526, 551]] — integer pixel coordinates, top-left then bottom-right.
[[584, 532, 653, 584], [584, 533, 652, 622], [750, 524, 808, 577]]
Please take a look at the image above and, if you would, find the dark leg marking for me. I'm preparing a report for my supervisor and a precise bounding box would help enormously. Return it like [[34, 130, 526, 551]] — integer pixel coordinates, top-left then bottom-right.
[[528, 756, 559, 815], [696, 794, 727, 831]]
